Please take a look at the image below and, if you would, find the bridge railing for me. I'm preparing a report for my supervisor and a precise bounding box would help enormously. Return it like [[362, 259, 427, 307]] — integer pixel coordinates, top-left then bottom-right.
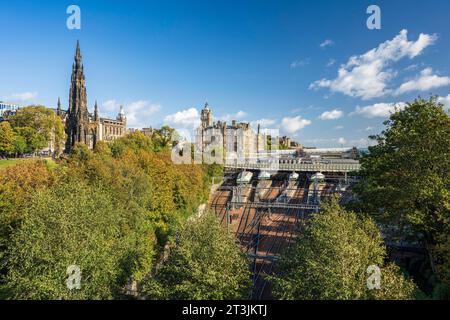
[[225, 162, 360, 173]]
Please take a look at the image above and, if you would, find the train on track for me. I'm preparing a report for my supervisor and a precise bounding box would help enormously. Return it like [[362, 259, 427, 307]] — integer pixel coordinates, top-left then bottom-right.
[[257, 171, 271, 180], [288, 172, 299, 181], [236, 171, 253, 184]]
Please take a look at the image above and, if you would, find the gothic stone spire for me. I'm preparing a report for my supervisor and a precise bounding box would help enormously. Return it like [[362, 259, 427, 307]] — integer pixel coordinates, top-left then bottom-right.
[[65, 40, 90, 153], [94, 100, 99, 121], [75, 40, 82, 67], [57, 97, 62, 116]]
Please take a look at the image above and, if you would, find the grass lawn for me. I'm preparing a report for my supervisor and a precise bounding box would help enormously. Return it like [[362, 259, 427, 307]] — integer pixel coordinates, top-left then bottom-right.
[[0, 158, 23, 169], [0, 158, 57, 170]]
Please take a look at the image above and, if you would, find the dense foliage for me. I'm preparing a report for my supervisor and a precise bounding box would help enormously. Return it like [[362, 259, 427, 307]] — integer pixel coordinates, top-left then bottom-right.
[[3, 180, 153, 299], [2, 98, 447, 300], [0, 131, 218, 299], [141, 212, 251, 300], [270, 198, 418, 300], [0, 122, 15, 155], [353, 97, 450, 294], [0, 106, 65, 156]]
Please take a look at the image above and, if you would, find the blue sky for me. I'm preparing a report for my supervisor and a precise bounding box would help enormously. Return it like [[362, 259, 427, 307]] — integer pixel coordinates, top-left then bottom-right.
[[2, 0, 450, 147]]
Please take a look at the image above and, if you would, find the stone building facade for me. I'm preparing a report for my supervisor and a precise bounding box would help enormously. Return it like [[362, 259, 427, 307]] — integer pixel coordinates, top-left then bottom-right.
[[196, 102, 265, 163], [62, 41, 126, 153]]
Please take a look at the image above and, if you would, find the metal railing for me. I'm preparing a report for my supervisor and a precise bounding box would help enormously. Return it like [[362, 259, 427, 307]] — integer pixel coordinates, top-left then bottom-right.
[[225, 162, 360, 173]]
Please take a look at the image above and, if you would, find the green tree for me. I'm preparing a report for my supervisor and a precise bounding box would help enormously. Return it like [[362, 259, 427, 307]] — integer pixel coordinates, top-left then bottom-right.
[[14, 126, 46, 154], [0, 122, 15, 156], [353, 97, 450, 285], [0, 161, 56, 275], [0, 126, 212, 300], [270, 198, 418, 300], [110, 131, 155, 158], [12, 135, 27, 155], [141, 212, 251, 299], [2, 179, 154, 299], [69, 142, 93, 164], [93, 140, 112, 157], [10, 106, 65, 155], [110, 139, 127, 158], [152, 126, 179, 150]]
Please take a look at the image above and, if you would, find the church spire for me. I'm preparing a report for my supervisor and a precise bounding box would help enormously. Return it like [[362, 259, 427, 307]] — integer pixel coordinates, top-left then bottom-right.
[[75, 40, 82, 67], [94, 100, 99, 121], [57, 97, 62, 116], [66, 40, 89, 153]]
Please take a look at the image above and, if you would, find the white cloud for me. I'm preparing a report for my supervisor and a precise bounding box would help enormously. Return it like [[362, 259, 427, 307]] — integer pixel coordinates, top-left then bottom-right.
[[339, 137, 375, 148], [304, 137, 376, 148], [438, 94, 450, 109], [319, 109, 344, 120], [338, 137, 347, 145], [349, 138, 377, 148], [280, 116, 311, 134], [395, 68, 450, 95], [235, 110, 247, 118], [218, 110, 248, 122], [326, 58, 336, 67], [320, 39, 334, 48], [304, 138, 333, 144], [365, 126, 373, 131], [125, 100, 161, 128], [164, 107, 200, 129], [333, 125, 344, 130], [102, 100, 161, 128], [250, 118, 277, 129], [404, 64, 419, 71], [290, 58, 310, 69], [4, 91, 38, 103], [102, 99, 121, 112], [350, 102, 406, 118], [310, 29, 438, 100]]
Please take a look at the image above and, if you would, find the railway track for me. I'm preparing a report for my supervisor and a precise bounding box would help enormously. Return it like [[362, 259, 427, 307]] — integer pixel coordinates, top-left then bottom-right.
[[209, 176, 340, 300], [251, 180, 306, 299], [209, 188, 230, 225]]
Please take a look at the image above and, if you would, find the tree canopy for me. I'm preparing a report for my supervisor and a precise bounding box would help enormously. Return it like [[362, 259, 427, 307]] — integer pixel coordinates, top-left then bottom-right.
[[3, 179, 155, 299], [353, 97, 450, 287], [270, 198, 418, 300], [141, 212, 251, 300], [0, 130, 220, 299], [0, 122, 15, 155], [152, 126, 179, 151], [1, 106, 65, 156]]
